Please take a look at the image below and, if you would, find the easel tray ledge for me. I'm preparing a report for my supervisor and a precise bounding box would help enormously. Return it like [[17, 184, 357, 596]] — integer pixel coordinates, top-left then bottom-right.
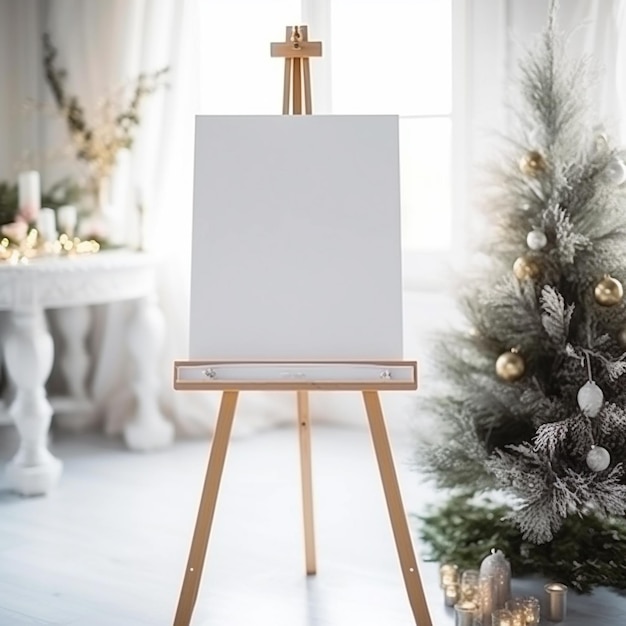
[[173, 359, 418, 391]]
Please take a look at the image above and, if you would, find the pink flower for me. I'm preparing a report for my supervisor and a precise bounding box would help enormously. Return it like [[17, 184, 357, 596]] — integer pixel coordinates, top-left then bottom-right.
[[1, 221, 29, 243]]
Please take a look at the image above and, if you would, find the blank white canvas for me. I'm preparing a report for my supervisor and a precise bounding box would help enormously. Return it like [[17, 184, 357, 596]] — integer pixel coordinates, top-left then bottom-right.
[[189, 115, 404, 360]]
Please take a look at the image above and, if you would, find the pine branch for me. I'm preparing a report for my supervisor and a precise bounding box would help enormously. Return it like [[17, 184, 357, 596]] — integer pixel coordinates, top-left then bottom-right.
[[540, 285, 574, 345], [416, 493, 626, 594]]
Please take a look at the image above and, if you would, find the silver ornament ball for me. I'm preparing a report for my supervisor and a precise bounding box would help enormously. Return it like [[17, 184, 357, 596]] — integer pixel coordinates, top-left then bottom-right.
[[526, 229, 548, 251], [577, 381, 604, 418], [604, 157, 626, 185], [586, 445, 611, 472]]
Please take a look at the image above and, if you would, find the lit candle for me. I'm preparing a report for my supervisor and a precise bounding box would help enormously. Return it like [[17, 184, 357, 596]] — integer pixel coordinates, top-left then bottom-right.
[[444, 583, 460, 607], [439, 563, 460, 588], [18, 170, 41, 223], [545, 583, 567, 622], [37, 207, 57, 242], [57, 205, 78, 237], [454, 600, 477, 626], [492, 608, 513, 626]]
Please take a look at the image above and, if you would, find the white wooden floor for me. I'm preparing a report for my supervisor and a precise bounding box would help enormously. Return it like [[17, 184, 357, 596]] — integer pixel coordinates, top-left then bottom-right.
[[0, 419, 624, 625]]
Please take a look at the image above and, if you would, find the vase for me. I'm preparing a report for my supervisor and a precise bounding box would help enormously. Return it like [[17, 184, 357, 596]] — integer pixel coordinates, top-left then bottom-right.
[[77, 174, 110, 241], [85, 148, 130, 245]]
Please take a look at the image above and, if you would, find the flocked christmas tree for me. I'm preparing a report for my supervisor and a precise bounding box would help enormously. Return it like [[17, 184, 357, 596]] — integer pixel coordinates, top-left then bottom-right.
[[416, 0, 626, 592]]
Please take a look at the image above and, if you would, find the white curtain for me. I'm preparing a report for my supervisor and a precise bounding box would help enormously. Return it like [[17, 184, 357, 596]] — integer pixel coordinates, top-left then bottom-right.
[[464, 0, 626, 173], [0, 0, 200, 437], [0, 0, 43, 177]]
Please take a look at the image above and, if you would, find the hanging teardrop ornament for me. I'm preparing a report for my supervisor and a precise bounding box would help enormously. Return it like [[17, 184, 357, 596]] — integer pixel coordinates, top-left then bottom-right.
[[577, 353, 604, 418], [577, 381, 604, 418]]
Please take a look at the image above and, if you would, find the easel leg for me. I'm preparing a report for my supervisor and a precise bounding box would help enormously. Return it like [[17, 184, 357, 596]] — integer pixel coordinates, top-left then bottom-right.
[[362, 391, 433, 626], [302, 58, 312, 114], [282, 58, 292, 114], [292, 57, 302, 114], [296, 390, 317, 575], [173, 391, 239, 626]]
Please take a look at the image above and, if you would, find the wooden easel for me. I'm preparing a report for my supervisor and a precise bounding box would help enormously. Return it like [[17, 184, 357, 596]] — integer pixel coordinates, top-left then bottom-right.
[[171, 27, 433, 626]]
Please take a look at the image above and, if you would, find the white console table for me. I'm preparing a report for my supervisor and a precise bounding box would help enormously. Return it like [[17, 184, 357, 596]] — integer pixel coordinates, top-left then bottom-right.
[[0, 250, 174, 496]]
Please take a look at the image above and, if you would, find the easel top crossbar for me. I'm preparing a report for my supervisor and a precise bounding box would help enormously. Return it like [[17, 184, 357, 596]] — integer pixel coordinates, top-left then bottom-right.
[[174, 360, 417, 391]]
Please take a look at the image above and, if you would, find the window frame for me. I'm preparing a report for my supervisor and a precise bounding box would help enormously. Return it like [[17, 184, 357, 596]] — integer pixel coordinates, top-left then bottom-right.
[[301, 0, 469, 292]]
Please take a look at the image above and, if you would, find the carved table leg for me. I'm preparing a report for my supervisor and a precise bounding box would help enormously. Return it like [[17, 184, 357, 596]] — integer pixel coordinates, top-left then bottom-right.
[[0, 314, 12, 425], [4, 308, 62, 496], [123, 294, 174, 450], [51, 305, 95, 429]]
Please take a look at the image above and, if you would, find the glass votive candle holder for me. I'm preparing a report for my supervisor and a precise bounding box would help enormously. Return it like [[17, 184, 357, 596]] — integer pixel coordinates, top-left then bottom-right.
[[544, 582, 568, 622], [454, 600, 477, 626], [511, 611, 525, 626], [440, 563, 460, 588], [444, 582, 461, 607], [460, 569, 480, 601], [492, 609, 513, 626], [505, 597, 522, 612], [521, 596, 540, 625]]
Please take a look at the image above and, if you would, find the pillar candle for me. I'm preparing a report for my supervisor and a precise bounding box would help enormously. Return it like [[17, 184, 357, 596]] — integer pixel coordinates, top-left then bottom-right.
[[18, 171, 41, 223], [57, 205, 78, 237], [454, 600, 477, 626], [545, 583, 567, 622], [37, 208, 57, 242]]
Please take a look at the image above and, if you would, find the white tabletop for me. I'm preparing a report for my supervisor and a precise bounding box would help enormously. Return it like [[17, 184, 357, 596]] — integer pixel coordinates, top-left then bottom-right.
[[0, 249, 157, 310]]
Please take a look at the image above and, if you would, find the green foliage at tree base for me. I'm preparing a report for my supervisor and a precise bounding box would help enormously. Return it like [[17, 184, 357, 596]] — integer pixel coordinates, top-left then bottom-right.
[[417, 494, 626, 594]]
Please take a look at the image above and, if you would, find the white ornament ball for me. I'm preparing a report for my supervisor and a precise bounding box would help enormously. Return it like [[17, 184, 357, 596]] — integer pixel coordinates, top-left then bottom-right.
[[586, 445, 611, 472], [577, 381, 604, 418], [526, 229, 548, 250], [604, 157, 626, 185]]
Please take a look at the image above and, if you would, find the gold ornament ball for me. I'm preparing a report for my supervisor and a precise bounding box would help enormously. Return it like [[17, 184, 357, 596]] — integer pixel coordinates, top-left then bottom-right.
[[495, 350, 526, 382], [594, 275, 624, 306], [617, 326, 626, 348], [519, 151, 546, 176], [513, 256, 541, 281]]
